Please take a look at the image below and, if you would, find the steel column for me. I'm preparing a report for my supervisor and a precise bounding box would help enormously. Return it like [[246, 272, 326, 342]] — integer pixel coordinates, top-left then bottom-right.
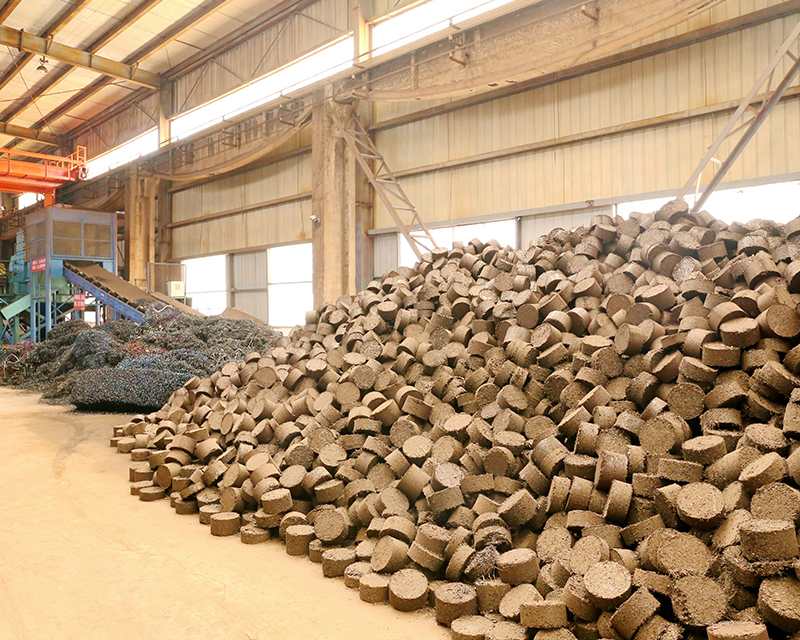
[[678, 19, 800, 205], [691, 53, 800, 213]]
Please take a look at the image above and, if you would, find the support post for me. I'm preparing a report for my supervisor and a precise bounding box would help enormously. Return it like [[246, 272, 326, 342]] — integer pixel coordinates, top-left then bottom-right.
[[353, 0, 374, 290], [125, 169, 158, 289], [353, 0, 371, 66], [691, 52, 800, 213], [311, 87, 357, 308], [155, 178, 171, 263], [158, 79, 172, 148]]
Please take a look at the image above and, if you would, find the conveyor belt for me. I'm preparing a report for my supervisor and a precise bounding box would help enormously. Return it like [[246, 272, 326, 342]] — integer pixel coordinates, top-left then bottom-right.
[[63, 260, 202, 323]]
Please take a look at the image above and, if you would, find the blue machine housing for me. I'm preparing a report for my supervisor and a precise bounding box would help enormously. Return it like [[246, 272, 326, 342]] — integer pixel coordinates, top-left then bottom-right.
[[26, 206, 117, 342]]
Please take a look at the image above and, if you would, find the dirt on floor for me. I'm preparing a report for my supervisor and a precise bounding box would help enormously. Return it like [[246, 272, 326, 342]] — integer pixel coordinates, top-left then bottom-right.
[[0, 387, 448, 640]]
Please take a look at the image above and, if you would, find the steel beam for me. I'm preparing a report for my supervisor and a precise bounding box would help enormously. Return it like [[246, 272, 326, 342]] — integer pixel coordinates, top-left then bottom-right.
[[22, 0, 239, 138], [0, 25, 160, 88], [164, 0, 318, 80], [691, 54, 800, 213], [126, 0, 239, 61], [0, 0, 23, 22], [58, 0, 800, 169], [67, 0, 319, 141], [331, 106, 436, 261], [0, 121, 61, 146], [678, 19, 800, 201], [356, 0, 725, 101], [0, 0, 93, 95], [0, 1, 167, 152], [86, 0, 167, 53], [0, 0, 166, 127]]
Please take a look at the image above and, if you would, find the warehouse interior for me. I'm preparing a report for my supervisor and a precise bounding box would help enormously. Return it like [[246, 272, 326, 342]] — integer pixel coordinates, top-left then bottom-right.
[[2, 0, 800, 638]]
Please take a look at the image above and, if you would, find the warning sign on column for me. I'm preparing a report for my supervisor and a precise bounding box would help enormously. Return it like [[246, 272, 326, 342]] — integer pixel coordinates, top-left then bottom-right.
[[31, 257, 46, 272], [73, 294, 86, 310]]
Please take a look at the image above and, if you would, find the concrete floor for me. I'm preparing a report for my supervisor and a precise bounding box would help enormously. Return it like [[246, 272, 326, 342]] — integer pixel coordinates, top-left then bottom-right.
[[0, 387, 448, 640]]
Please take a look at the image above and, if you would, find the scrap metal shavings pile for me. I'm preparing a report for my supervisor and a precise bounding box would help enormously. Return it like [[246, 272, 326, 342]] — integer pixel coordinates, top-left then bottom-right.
[[113, 200, 800, 640], [1, 304, 282, 410]]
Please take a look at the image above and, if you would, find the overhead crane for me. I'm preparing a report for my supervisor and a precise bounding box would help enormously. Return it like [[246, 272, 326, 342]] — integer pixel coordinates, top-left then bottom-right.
[[0, 146, 86, 207]]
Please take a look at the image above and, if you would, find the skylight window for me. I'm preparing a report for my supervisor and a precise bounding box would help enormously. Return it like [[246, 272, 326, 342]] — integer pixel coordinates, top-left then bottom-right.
[[371, 0, 516, 56], [170, 36, 355, 142], [85, 129, 159, 178], [17, 192, 41, 208]]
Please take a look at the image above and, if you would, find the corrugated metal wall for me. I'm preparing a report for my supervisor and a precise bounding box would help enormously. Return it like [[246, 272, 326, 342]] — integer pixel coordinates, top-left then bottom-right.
[[170, 130, 313, 258], [372, 232, 399, 276], [368, 0, 418, 20], [230, 251, 269, 321], [72, 93, 159, 158], [166, 0, 800, 289], [371, 0, 800, 229], [173, 0, 351, 114]]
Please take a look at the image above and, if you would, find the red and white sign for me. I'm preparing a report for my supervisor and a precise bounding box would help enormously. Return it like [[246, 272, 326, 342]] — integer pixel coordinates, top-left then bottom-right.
[[31, 257, 47, 273], [73, 293, 86, 311]]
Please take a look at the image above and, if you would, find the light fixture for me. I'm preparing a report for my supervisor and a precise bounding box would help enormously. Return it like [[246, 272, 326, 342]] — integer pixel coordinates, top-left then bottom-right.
[[36, 56, 48, 73]]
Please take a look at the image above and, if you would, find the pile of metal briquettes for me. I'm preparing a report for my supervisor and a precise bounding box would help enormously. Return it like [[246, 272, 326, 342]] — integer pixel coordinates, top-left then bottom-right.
[[113, 200, 800, 640]]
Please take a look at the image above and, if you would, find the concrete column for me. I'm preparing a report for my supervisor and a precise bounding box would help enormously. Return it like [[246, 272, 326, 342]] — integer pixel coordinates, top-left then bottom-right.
[[352, 0, 375, 292], [311, 88, 357, 308], [155, 178, 171, 264], [353, 0, 371, 65], [157, 80, 172, 148], [125, 170, 158, 288]]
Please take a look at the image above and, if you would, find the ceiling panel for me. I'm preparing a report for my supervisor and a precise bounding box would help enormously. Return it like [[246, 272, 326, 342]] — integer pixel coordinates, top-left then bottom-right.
[[216, 0, 279, 23], [56, 1, 141, 49], [0, 0, 311, 146], [3, 0, 74, 33]]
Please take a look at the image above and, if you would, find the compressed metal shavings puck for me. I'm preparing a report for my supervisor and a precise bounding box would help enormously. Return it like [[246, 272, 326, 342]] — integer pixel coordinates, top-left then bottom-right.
[[240, 524, 269, 544], [758, 577, 800, 632], [707, 621, 769, 640], [500, 584, 542, 621], [138, 486, 166, 502], [451, 615, 494, 640], [371, 536, 409, 573], [321, 547, 356, 577], [670, 575, 727, 627], [130, 480, 153, 496], [388, 568, 429, 612], [344, 561, 373, 589], [435, 582, 478, 626], [284, 524, 315, 556], [308, 539, 324, 563], [360, 572, 390, 603], [583, 561, 632, 610], [209, 511, 241, 536], [173, 496, 199, 515], [199, 504, 222, 525]]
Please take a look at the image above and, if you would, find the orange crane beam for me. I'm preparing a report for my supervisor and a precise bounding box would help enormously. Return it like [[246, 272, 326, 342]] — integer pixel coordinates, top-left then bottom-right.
[[0, 146, 85, 206]]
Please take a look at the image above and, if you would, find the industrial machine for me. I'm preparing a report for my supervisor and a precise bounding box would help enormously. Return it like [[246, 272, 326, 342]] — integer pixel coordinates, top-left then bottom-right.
[[1, 231, 30, 343], [0, 147, 87, 343], [25, 206, 118, 342]]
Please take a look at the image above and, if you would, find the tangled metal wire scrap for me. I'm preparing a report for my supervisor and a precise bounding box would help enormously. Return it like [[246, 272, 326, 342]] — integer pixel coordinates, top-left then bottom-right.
[[1, 304, 282, 407]]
